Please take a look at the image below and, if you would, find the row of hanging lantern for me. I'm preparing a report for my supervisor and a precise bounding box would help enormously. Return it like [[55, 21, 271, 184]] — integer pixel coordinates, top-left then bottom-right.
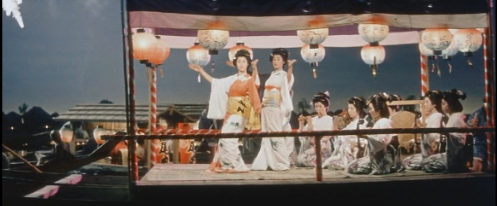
[[180, 23, 482, 81], [420, 28, 483, 77], [189, 25, 329, 79]]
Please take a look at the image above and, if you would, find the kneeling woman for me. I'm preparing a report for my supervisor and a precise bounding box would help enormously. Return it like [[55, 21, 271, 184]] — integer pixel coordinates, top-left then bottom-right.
[[422, 89, 469, 173], [347, 93, 394, 175], [296, 91, 334, 167], [322, 96, 368, 170]]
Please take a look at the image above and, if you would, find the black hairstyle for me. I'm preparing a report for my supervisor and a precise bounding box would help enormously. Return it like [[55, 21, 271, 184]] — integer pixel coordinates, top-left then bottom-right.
[[367, 92, 391, 118], [387, 94, 402, 111], [232, 49, 252, 68], [442, 88, 466, 113], [347, 96, 368, 118], [312, 91, 330, 111], [269, 48, 289, 66], [424, 90, 443, 113], [402, 94, 417, 112]]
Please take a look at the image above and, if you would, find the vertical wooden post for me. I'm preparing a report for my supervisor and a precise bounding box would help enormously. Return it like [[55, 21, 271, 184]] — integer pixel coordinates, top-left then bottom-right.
[[314, 135, 323, 181]]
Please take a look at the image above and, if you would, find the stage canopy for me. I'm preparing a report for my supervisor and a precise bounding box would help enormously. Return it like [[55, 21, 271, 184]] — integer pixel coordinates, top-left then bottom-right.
[[126, 0, 490, 48]]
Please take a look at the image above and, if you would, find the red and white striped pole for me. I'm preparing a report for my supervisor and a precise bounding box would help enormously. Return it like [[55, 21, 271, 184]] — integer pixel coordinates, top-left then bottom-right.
[[148, 66, 161, 167], [420, 54, 429, 96], [483, 29, 494, 172]]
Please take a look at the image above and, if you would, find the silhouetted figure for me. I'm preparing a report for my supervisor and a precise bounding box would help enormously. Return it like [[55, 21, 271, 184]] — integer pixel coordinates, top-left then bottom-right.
[[51, 130, 76, 161], [2, 152, 9, 169]]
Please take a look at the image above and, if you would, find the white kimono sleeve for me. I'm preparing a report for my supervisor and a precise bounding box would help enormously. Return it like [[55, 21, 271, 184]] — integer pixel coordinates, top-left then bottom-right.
[[367, 118, 393, 153], [279, 73, 293, 115], [446, 113, 467, 145], [207, 74, 236, 120]]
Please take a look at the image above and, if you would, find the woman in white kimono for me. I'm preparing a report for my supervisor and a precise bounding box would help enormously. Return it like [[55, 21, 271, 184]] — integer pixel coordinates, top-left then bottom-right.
[[422, 89, 469, 173], [296, 91, 334, 167], [347, 93, 395, 175], [386, 94, 403, 171], [251, 48, 294, 171], [323, 96, 368, 170], [402, 90, 444, 170], [189, 49, 261, 173]]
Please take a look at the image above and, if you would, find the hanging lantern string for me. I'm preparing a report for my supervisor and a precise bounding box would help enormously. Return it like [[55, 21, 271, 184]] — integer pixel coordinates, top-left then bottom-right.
[[159, 67, 164, 78], [372, 56, 377, 77], [431, 57, 435, 73], [211, 60, 215, 73], [312, 64, 317, 79], [468, 57, 474, 69], [436, 56, 441, 77], [448, 62, 452, 74]]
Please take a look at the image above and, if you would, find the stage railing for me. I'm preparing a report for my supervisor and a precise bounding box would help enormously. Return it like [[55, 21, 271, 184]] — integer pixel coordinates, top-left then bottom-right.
[[101, 127, 495, 183]]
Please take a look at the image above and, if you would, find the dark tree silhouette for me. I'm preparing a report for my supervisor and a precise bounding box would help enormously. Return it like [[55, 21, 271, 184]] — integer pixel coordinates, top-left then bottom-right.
[[18, 103, 29, 114], [99, 99, 113, 104]]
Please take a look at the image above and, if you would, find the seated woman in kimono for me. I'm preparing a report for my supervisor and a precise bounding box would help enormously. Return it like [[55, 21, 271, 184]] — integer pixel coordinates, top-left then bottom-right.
[[322, 96, 368, 170], [189, 49, 261, 173], [295, 91, 334, 167], [422, 89, 469, 173], [347, 93, 395, 175], [402, 90, 445, 170]]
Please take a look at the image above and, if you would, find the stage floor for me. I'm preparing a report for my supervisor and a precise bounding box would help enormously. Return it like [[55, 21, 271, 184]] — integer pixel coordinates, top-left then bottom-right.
[[138, 163, 491, 185]]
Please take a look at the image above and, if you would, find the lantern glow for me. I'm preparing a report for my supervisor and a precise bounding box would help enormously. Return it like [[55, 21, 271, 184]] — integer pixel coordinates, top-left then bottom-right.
[[358, 23, 389, 45], [297, 28, 328, 49], [361, 44, 385, 76], [453, 28, 483, 57], [421, 28, 453, 55], [228, 42, 253, 61], [132, 29, 157, 64], [300, 44, 325, 78], [197, 30, 229, 55]]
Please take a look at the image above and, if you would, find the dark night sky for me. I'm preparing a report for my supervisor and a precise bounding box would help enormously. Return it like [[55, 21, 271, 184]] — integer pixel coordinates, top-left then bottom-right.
[[2, 0, 487, 116]]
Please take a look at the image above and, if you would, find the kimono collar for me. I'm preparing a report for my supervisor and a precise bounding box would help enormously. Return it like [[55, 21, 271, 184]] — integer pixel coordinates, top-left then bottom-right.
[[272, 70, 285, 75]]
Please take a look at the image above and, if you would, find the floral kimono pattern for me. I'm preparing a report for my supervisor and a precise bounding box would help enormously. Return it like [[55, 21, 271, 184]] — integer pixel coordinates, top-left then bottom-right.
[[322, 118, 368, 170], [207, 74, 261, 172], [296, 115, 334, 167], [347, 118, 394, 175]]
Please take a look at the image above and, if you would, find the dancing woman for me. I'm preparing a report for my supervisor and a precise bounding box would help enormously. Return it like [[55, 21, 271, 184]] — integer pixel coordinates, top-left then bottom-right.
[[189, 49, 261, 173], [251, 48, 295, 171]]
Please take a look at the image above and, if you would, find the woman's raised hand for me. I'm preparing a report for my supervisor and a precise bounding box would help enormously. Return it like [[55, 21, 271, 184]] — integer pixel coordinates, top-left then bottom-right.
[[188, 64, 203, 72], [251, 59, 259, 69], [288, 59, 297, 67], [298, 114, 306, 123]]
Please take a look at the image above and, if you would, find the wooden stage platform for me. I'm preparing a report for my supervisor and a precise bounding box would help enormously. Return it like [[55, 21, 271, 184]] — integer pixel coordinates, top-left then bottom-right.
[[134, 164, 496, 205], [138, 163, 477, 185], [3, 163, 495, 205]]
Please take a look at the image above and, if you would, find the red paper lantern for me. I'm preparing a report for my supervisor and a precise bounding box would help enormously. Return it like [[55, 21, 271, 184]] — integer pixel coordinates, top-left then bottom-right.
[[149, 36, 171, 65], [132, 28, 157, 63], [228, 42, 253, 61]]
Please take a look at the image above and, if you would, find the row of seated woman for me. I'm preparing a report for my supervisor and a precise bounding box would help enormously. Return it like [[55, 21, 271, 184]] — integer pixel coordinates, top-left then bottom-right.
[[304, 90, 473, 175], [298, 93, 404, 175]]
